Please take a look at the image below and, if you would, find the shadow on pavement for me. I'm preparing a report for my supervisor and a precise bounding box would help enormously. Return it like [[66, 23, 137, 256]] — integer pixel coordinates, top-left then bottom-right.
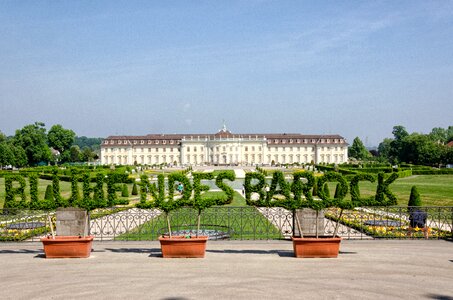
[[206, 249, 294, 257], [104, 247, 162, 257], [425, 294, 453, 300], [0, 249, 42, 254]]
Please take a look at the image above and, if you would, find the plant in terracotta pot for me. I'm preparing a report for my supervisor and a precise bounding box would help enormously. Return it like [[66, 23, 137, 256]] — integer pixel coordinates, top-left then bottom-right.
[[137, 171, 235, 258], [245, 170, 399, 258]]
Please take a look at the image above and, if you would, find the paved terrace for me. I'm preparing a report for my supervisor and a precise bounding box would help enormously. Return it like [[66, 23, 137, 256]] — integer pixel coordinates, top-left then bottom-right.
[[1, 240, 453, 299]]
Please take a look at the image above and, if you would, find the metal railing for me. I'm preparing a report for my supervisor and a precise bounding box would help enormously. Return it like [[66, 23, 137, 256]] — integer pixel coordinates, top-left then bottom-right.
[[1, 206, 452, 241]]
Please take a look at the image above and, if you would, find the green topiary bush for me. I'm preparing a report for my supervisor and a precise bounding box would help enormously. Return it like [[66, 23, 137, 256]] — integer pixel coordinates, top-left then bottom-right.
[[131, 182, 138, 195], [323, 183, 330, 199], [122, 184, 129, 197], [408, 185, 422, 209], [44, 184, 54, 201]]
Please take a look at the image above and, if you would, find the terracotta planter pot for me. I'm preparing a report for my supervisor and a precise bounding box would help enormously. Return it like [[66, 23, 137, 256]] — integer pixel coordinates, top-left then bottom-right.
[[159, 236, 208, 258], [41, 236, 94, 258], [292, 236, 342, 258]]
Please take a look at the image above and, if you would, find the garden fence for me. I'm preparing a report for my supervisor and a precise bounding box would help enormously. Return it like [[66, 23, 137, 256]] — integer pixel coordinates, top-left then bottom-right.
[[1, 206, 452, 242]]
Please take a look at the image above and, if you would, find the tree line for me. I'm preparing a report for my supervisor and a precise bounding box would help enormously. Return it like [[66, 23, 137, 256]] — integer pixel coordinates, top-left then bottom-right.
[[0, 122, 102, 168], [349, 125, 453, 166]]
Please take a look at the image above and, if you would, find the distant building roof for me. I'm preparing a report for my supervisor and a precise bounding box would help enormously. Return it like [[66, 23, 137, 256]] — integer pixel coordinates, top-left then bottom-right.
[[447, 141, 453, 147], [101, 131, 348, 147]]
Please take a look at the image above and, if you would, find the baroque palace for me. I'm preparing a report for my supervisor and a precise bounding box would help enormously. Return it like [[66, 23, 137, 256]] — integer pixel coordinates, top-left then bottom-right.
[[100, 125, 348, 166]]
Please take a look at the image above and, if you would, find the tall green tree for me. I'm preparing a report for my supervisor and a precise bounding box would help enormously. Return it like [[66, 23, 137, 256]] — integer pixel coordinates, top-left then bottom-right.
[[13, 145, 28, 167], [402, 133, 442, 166], [428, 127, 447, 144], [388, 125, 409, 163], [69, 145, 81, 162], [0, 143, 15, 166], [80, 146, 96, 162], [377, 138, 392, 160], [13, 122, 51, 165], [443, 147, 453, 164], [348, 137, 371, 160], [48, 124, 76, 153], [74, 136, 102, 151]]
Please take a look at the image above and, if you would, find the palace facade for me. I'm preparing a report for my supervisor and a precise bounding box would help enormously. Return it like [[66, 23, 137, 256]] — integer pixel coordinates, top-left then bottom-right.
[[100, 127, 348, 166]]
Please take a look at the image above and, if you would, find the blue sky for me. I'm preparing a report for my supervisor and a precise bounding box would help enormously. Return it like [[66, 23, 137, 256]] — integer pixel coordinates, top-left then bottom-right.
[[1, 1, 452, 146]]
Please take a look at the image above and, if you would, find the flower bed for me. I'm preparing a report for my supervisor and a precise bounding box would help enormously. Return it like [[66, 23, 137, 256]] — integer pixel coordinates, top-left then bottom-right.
[[325, 208, 450, 239]]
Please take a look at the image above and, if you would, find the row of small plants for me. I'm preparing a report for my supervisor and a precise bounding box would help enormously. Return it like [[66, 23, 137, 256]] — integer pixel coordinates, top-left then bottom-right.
[[0, 211, 53, 241], [0, 225, 50, 241]]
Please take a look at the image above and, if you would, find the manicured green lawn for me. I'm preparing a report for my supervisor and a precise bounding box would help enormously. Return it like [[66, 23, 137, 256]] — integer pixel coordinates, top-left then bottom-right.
[[115, 191, 284, 240]]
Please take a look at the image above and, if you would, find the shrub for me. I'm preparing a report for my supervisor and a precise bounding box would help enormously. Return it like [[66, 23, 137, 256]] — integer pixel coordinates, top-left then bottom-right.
[[122, 184, 129, 197], [132, 183, 138, 195], [408, 186, 422, 207], [44, 184, 54, 201], [323, 183, 330, 199]]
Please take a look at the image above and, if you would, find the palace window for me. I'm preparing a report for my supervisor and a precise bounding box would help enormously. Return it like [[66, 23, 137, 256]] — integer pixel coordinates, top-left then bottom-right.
[[187, 147, 190, 152]]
